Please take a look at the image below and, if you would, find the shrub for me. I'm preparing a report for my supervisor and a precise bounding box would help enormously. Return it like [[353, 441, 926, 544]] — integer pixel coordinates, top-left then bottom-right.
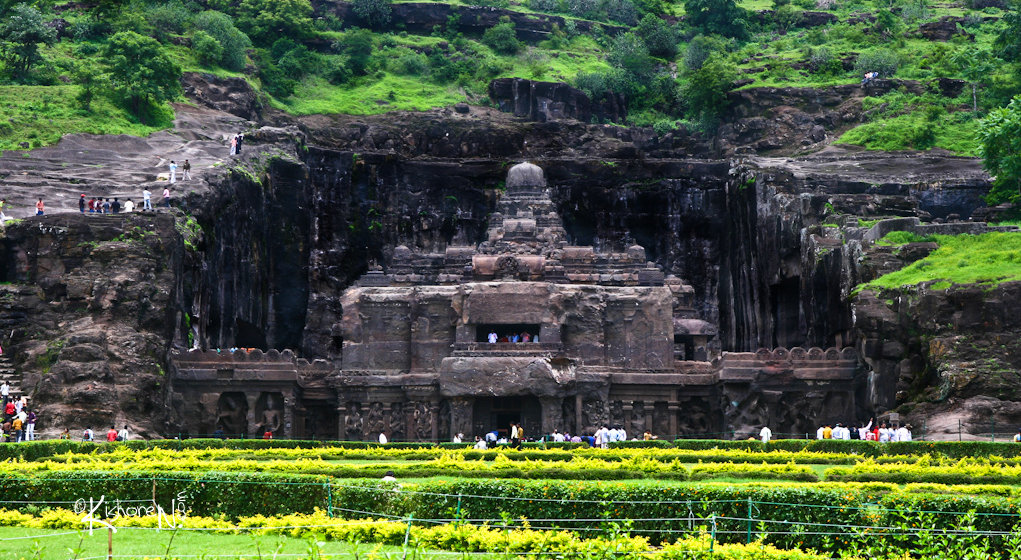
[[605, 0, 640, 25], [608, 31, 653, 78], [389, 49, 429, 75], [192, 31, 224, 67], [277, 45, 322, 79], [854, 48, 900, 78], [683, 0, 749, 39], [683, 34, 727, 71], [337, 29, 375, 76], [482, 22, 521, 55], [145, 0, 192, 42], [807, 47, 842, 75], [235, 0, 313, 45], [192, 11, 252, 71], [566, 0, 602, 19], [528, 0, 561, 12]]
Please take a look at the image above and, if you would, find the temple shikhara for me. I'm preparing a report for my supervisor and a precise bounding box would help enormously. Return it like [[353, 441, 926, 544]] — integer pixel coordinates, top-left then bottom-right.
[[172, 163, 857, 440]]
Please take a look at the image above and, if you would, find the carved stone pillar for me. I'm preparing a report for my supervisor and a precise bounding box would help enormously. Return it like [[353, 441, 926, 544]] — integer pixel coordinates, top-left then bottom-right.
[[245, 393, 259, 438], [623, 403, 634, 435], [668, 401, 680, 438], [336, 403, 347, 441], [430, 401, 440, 442], [449, 398, 474, 439], [574, 394, 583, 436], [540, 397, 561, 435], [283, 394, 296, 439], [382, 403, 392, 435]]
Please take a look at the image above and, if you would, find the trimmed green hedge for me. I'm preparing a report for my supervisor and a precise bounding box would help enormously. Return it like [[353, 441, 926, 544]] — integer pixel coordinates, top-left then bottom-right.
[[672, 439, 1021, 458], [332, 479, 1021, 552], [0, 470, 330, 518]]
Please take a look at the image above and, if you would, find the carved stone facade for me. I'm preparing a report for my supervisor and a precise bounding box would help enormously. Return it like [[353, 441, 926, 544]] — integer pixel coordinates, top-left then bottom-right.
[[171, 163, 859, 440]]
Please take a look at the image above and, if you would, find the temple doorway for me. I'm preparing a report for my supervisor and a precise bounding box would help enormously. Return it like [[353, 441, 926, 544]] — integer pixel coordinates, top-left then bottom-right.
[[472, 396, 541, 439]]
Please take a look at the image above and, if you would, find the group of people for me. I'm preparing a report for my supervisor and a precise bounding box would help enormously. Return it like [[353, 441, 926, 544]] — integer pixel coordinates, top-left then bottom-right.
[[167, 159, 191, 183], [80, 425, 131, 442], [467, 424, 657, 450], [757, 418, 913, 443], [1, 382, 35, 443], [229, 134, 245, 155], [861, 71, 880, 85], [487, 331, 538, 344]]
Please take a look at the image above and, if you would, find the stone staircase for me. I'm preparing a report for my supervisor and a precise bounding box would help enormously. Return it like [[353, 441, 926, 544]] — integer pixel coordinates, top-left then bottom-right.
[[0, 354, 22, 404]]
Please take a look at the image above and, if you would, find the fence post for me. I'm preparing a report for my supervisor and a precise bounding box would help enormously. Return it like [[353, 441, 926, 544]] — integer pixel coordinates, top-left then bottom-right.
[[959, 419, 962, 442], [746, 498, 753, 544], [455, 493, 462, 523], [326, 483, 333, 518], [991, 417, 995, 442], [709, 514, 717, 553], [108, 526, 113, 560], [403, 514, 414, 547]]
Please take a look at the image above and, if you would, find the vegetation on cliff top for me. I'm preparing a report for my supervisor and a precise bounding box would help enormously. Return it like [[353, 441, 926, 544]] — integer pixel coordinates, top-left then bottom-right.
[[0, 0, 1020, 154], [858, 230, 1021, 292]]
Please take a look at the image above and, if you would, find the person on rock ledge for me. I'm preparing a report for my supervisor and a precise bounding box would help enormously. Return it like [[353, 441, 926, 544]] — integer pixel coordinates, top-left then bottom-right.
[[35, 198, 44, 216]]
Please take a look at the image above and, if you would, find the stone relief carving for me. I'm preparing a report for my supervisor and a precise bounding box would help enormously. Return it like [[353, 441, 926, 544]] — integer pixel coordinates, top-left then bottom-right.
[[609, 400, 624, 427], [388, 403, 405, 441], [413, 402, 432, 440], [257, 392, 283, 435], [345, 402, 364, 439], [561, 398, 576, 434], [678, 398, 713, 436], [630, 401, 645, 434], [582, 399, 607, 434], [216, 392, 248, 436], [365, 402, 385, 436], [438, 400, 451, 440]]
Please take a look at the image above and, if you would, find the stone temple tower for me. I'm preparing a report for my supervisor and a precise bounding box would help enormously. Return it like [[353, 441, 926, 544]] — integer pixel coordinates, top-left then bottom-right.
[[335, 162, 713, 441]]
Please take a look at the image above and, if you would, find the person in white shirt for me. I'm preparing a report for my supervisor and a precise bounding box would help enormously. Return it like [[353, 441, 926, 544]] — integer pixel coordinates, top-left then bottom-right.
[[474, 436, 487, 450], [143, 189, 152, 211], [759, 425, 772, 443], [488, 331, 497, 343], [169, 161, 177, 183], [124, 199, 134, 212], [118, 425, 130, 441], [816, 426, 825, 440], [895, 425, 912, 442], [858, 419, 873, 440], [878, 423, 892, 442], [596, 425, 610, 449], [552, 430, 565, 442], [452, 433, 463, 443], [378, 432, 388, 444]]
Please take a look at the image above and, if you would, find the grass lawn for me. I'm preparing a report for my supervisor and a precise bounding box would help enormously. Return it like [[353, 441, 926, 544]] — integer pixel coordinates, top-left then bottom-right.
[[0, 526, 413, 560]]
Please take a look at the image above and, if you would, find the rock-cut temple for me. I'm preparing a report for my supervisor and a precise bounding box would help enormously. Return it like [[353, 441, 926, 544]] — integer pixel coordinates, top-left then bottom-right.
[[172, 163, 858, 440]]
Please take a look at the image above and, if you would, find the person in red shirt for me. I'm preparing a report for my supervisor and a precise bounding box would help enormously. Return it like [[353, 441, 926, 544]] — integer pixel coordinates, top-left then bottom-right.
[[106, 426, 118, 442], [4, 401, 14, 418]]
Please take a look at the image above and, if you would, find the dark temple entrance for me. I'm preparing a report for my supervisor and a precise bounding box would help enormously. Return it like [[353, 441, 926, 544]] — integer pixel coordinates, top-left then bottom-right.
[[472, 396, 541, 439]]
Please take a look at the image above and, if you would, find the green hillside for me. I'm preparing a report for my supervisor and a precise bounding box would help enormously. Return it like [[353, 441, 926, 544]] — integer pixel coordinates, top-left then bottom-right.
[[0, 0, 1019, 154]]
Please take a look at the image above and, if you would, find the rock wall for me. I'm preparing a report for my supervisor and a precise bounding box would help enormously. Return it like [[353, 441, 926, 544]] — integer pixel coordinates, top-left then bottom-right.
[[0, 214, 181, 436]]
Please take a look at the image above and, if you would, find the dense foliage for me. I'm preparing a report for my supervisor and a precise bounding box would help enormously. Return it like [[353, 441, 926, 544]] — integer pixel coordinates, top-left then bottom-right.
[[0, 0, 1018, 152]]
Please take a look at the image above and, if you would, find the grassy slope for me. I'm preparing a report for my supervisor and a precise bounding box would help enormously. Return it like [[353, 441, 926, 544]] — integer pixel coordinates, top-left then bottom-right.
[[859, 231, 1021, 292], [0, 0, 1012, 153]]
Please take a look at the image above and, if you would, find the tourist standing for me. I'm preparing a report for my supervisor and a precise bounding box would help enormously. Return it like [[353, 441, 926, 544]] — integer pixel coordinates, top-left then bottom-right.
[[35, 198, 44, 215], [124, 199, 134, 213], [117, 424, 130, 441], [236, 133, 243, 154], [25, 409, 36, 441], [183, 159, 192, 180], [230, 135, 237, 155], [106, 426, 118, 442], [163, 187, 171, 208], [79, 194, 86, 213], [760, 425, 772, 443], [895, 424, 912, 442], [102, 199, 111, 213], [378, 431, 388, 444], [510, 423, 520, 448], [0, 198, 7, 222], [143, 189, 152, 211], [1, 380, 9, 405], [82, 426, 94, 441], [111, 198, 121, 213], [488, 331, 497, 343], [169, 160, 177, 183], [12, 415, 22, 442]]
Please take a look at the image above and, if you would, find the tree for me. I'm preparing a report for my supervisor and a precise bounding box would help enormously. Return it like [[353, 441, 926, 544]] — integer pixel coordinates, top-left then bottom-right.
[[636, 13, 678, 59], [683, 0, 748, 40], [352, 0, 392, 29], [72, 60, 100, 111], [0, 4, 57, 80], [236, 0, 313, 45], [680, 53, 736, 127], [102, 31, 182, 122], [993, 0, 1021, 62], [608, 31, 653, 78], [978, 96, 1021, 205], [337, 28, 374, 76], [193, 11, 252, 71], [949, 48, 997, 112]]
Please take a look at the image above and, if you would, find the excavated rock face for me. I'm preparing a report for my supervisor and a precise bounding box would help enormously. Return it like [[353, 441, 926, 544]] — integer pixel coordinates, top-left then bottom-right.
[[0, 214, 181, 437]]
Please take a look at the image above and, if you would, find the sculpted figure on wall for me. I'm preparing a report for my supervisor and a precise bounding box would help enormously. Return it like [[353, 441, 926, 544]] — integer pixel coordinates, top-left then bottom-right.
[[413, 402, 432, 440], [609, 401, 624, 427], [388, 403, 405, 441], [630, 401, 645, 434], [257, 392, 283, 435], [216, 392, 248, 436], [365, 402, 385, 436], [678, 398, 713, 436], [582, 399, 607, 434], [345, 403, 364, 439], [562, 399, 576, 434]]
